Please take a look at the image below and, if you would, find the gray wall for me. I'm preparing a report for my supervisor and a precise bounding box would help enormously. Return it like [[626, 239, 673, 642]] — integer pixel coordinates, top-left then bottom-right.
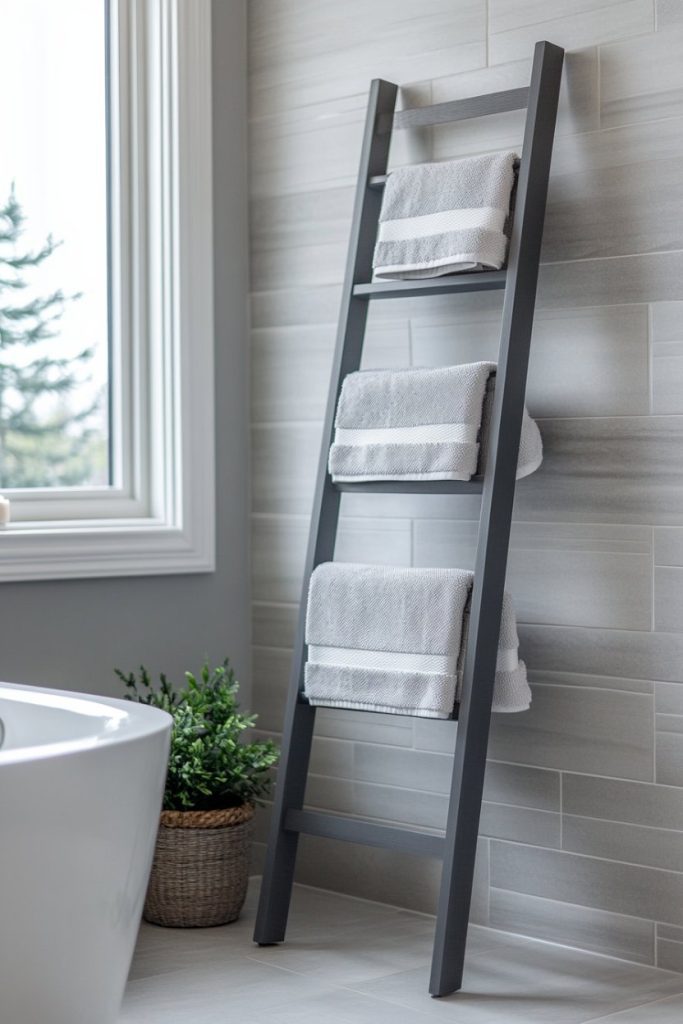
[[0, 1, 250, 701], [249, 0, 683, 972]]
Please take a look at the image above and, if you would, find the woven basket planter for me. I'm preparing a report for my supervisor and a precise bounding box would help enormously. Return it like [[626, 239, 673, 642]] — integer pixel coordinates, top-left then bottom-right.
[[143, 804, 254, 928]]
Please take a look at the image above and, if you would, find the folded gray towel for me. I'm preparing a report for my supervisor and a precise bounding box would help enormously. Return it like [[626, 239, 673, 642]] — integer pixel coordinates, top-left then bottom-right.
[[328, 362, 542, 483], [304, 562, 531, 719], [373, 151, 517, 280]]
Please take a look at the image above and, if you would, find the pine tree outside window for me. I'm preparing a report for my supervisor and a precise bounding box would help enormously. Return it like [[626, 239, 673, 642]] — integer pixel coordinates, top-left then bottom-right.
[[0, 0, 215, 580]]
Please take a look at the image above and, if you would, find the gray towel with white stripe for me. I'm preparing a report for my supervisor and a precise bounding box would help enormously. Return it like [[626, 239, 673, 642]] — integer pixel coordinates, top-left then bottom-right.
[[328, 362, 542, 483], [304, 562, 531, 719], [373, 151, 517, 279]]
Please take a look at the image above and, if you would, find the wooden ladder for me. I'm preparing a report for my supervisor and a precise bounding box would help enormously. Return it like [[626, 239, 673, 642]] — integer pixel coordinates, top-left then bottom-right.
[[253, 40, 565, 998]]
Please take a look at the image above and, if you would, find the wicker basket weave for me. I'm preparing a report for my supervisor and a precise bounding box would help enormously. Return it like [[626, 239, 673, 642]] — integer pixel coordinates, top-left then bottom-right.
[[143, 804, 254, 928]]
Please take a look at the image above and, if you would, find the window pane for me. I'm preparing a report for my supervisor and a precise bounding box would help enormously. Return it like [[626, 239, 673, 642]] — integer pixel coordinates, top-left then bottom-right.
[[0, 0, 110, 489]]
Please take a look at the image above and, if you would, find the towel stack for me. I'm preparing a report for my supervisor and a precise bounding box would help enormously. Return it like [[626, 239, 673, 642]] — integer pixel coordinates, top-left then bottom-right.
[[373, 151, 518, 280], [328, 361, 542, 483], [301, 152, 535, 721], [304, 563, 530, 719]]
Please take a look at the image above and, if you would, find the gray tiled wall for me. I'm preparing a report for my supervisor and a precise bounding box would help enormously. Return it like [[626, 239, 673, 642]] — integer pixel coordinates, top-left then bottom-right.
[[248, 0, 683, 972]]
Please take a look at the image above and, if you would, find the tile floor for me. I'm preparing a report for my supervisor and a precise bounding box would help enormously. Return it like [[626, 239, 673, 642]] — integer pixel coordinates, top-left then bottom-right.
[[121, 881, 683, 1023]]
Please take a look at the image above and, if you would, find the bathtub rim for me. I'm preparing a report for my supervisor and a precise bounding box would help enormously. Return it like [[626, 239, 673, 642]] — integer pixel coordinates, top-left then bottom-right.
[[0, 681, 172, 767]]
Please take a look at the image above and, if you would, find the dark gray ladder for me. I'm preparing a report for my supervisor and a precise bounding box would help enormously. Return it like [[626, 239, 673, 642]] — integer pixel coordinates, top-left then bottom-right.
[[253, 40, 565, 998]]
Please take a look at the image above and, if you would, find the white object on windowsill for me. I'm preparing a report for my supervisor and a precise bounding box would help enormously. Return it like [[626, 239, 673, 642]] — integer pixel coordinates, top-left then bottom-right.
[[0, 496, 10, 526]]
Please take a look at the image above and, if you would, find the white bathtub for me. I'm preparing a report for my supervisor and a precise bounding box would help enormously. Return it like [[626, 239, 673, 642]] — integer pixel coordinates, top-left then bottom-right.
[[0, 681, 171, 1024]]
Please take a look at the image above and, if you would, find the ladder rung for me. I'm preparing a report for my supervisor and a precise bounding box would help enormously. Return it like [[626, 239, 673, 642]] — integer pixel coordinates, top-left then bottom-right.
[[353, 272, 507, 299], [334, 478, 483, 494], [391, 86, 530, 131], [285, 809, 446, 857]]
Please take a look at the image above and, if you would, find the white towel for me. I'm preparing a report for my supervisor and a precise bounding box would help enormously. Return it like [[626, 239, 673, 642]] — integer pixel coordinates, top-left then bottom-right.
[[373, 151, 517, 280], [304, 562, 531, 719], [328, 362, 542, 483]]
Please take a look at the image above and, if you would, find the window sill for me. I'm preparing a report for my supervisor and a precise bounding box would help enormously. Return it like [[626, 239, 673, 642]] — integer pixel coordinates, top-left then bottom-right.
[[0, 516, 215, 581]]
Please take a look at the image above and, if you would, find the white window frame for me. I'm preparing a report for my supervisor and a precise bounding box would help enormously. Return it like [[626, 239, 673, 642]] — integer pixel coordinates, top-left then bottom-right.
[[0, 0, 215, 581]]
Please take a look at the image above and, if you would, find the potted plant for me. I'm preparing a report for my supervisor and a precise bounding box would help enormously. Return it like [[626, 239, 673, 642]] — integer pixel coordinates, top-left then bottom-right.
[[116, 659, 279, 928]]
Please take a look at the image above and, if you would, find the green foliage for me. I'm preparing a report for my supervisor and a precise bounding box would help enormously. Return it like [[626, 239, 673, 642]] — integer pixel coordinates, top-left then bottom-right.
[[116, 659, 280, 812], [0, 186, 102, 488]]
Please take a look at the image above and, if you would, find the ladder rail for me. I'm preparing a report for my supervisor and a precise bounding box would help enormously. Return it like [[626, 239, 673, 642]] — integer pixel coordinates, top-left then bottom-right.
[[429, 40, 565, 997], [253, 77, 398, 945]]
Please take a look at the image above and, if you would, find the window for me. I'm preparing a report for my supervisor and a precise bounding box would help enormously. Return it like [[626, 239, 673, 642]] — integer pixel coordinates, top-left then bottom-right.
[[1, 0, 110, 491], [0, 0, 215, 580]]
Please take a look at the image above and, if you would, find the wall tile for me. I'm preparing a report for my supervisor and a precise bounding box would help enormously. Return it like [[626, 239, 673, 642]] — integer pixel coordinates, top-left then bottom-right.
[[355, 745, 561, 826], [519, 623, 683, 685], [563, 774, 683, 830], [489, 0, 649, 35], [252, 601, 298, 650], [656, 682, 683, 715], [305, 775, 354, 814], [342, 490, 483, 523], [252, 645, 290, 733], [287, 833, 489, 923], [488, 684, 654, 780], [316, 707, 413, 747], [529, 670, 652, 695], [252, 514, 412, 603], [658, 938, 683, 972], [512, 417, 683, 526], [489, 887, 655, 964], [251, 321, 411, 425], [563, 815, 683, 872], [656, 728, 683, 786], [490, 841, 683, 926], [411, 305, 650, 418], [537, 251, 683, 309], [489, 1, 653, 66], [334, 517, 413, 567], [484, 760, 561, 812], [251, 326, 335, 422], [249, 0, 486, 116], [410, 725, 562, 808], [309, 737, 354, 779], [413, 520, 652, 630], [652, 303, 683, 415], [250, 83, 433, 199], [250, 97, 366, 198], [601, 27, 683, 127], [351, 781, 447, 830], [655, 568, 683, 632], [541, 120, 683, 264], [252, 423, 320, 515], [480, 803, 561, 848], [657, 0, 683, 28], [250, 186, 352, 290], [251, 284, 341, 330], [411, 716, 458, 754], [252, 515, 307, 604], [354, 743, 451, 795], [655, 527, 683, 566]]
